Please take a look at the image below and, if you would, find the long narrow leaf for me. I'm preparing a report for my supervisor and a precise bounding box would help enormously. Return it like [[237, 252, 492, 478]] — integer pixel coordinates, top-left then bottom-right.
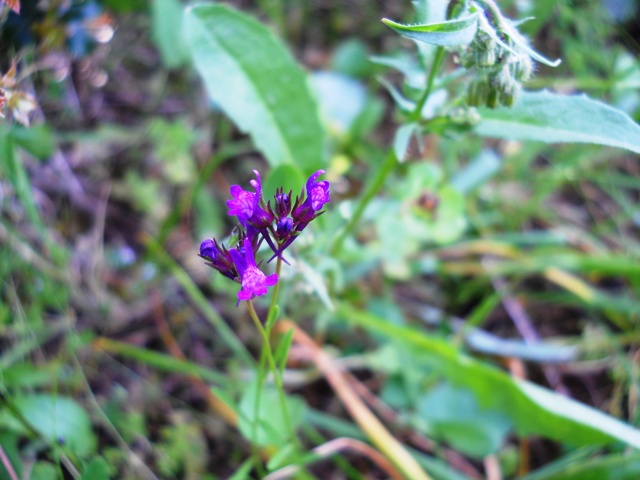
[[337, 302, 640, 449]]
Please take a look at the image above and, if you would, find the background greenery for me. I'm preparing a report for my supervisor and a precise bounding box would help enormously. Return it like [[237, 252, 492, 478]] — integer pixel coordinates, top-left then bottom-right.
[[1, 0, 640, 478]]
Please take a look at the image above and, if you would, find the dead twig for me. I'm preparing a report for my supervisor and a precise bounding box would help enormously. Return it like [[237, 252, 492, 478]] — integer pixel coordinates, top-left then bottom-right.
[[280, 319, 432, 480], [265, 437, 403, 480], [0, 446, 18, 480]]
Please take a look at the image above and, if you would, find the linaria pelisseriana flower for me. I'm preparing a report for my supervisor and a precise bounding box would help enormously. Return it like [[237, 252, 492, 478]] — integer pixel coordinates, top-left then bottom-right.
[[200, 169, 330, 304], [199, 238, 236, 280], [268, 170, 331, 262], [229, 238, 278, 303], [226, 170, 274, 228]]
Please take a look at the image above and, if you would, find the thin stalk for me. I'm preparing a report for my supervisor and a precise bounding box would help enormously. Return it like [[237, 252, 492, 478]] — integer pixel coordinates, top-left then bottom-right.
[[252, 256, 283, 449], [409, 47, 446, 122], [266, 256, 284, 329], [330, 149, 397, 255], [0, 446, 18, 480], [247, 300, 296, 445], [331, 46, 447, 255]]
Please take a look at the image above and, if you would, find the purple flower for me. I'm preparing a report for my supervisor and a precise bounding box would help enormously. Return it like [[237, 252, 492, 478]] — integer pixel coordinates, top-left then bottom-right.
[[276, 217, 293, 236], [292, 170, 330, 224], [267, 170, 330, 262], [199, 238, 237, 280], [273, 188, 292, 219], [199, 238, 217, 260], [306, 170, 331, 211], [229, 238, 278, 303], [226, 170, 273, 228]]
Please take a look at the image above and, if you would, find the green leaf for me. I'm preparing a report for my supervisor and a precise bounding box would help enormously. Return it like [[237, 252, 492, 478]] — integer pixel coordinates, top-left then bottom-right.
[[416, 383, 511, 458], [151, 0, 189, 68], [264, 164, 305, 199], [0, 125, 45, 235], [238, 382, 305, 447], [229, 458, 255, 480], [30, 463, 58, 480], [521, 453, 640, 480], [337, 302, 640, 449], [381, 13, 478, 46], [184, 4, 325, 173], [274, 327, 295, 375], [9, 125, 56, 159], [1, 395, 96, 457], [80, 457, 111, 480], [475, 91, 640, 154], [266, 444, 297, 471]]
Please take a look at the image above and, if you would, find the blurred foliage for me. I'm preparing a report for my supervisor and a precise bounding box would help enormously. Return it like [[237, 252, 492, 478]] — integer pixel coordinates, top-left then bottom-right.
[[1, 0, 640, 478]]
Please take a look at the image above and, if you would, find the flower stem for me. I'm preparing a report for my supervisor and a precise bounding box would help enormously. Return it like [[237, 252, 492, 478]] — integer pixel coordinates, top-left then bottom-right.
[[330, 148, 398, 255], [330, 46, 446, 256], [409, 46, 446, 123], [266, 256, 283, 329], [247, 300, 296, 445]]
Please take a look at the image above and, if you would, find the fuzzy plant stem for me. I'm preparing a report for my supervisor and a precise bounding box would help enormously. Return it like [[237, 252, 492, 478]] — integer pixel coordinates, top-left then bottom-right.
[[331, 46, 446, 255], [247, 300, 296, 442]]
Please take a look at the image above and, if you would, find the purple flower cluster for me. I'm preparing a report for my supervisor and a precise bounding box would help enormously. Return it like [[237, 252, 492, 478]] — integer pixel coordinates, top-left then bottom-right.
[[199, 170, 330, 304]]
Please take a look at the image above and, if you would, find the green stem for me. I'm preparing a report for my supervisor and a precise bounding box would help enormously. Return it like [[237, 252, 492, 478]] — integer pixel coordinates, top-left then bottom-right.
[[409, 46, 446, 122], [247, 300, 296, 445], [330, 149, 398, 255], [266, 256, 283, 329], [331, 47, 447, 255]]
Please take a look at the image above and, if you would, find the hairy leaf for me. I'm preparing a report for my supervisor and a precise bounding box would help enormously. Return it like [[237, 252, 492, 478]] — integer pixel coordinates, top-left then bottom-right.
[[475, 90, 640, 154], [184, 4, 325, 172], [382, 14, 478, 46]]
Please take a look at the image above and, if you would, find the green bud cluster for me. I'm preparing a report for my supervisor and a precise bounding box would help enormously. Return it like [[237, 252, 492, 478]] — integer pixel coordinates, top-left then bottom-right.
[[461, 0, 537, 108]]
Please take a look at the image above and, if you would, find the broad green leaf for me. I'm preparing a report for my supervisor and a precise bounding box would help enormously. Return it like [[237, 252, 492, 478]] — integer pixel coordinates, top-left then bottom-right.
[[9, 125, 56, 159], [238, 382, 305, 447], [264, 163, 305, 199], [382, 13, 478, 46], [337, 302, 640, 449], [417, 384, 511, 458], [475, 90, 640, 154], [80, 457, 111, 480], [0, 395, 96, 457], [151, 0, 189, 68], [30, 463, 58, 480], [184, 4, 325, 172]]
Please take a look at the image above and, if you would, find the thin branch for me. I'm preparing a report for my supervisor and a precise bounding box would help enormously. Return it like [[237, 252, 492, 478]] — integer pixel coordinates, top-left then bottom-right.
[[265, 437, 403, 480], [0, 446, 18, 480]]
